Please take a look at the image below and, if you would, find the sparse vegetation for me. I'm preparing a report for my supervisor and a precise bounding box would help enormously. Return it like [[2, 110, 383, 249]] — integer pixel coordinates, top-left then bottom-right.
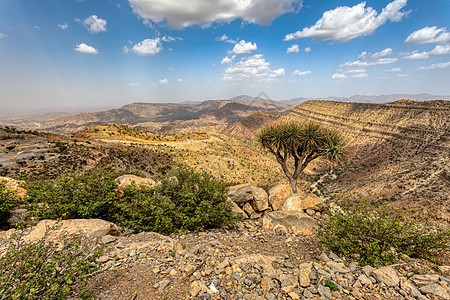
[[0, 224, 104, 299], [317, 195, 450, 266], [0, 179, 20, 228]]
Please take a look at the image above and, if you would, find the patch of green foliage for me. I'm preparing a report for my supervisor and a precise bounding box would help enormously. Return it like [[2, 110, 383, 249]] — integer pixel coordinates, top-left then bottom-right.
[[324, 280, 339, 291], [317, 195, 450, 267], [0, 224, 104, 299], [26, 167, 236, 234], [0, 180, 19, 228]]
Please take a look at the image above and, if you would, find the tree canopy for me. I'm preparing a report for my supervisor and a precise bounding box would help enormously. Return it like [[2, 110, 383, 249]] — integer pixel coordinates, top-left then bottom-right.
[[258, 122, 345, 193]]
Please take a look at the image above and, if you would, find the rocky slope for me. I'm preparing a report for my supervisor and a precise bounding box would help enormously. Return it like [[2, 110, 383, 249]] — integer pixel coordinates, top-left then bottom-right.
[[282, 100, 450, 224]]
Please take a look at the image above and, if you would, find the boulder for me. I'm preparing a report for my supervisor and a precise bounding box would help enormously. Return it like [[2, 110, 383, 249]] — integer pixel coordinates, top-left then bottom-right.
[[419, 283, 449, 300], [0, 177, 27, 199], [269, 184, 292, 211], [250, 186, 269, 211], [371, 266, 399, 287], [227, 184, 253, 204], [228, 200, 248, 219], [242, 203, 254, 217], [23, 219, 121, 242], [262, 211, 316, 235], [114, 175, 156, 189]]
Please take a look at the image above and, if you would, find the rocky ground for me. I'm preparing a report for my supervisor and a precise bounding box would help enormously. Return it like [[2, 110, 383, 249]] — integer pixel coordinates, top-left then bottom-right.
[[85, 218, 450, 300]]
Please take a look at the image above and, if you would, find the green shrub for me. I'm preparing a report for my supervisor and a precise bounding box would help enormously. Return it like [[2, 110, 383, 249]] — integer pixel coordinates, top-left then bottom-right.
[[0, 180, 19, 228], [324, 280, 339, 291], [26, 169, 119, 220], [115, 167, 236, 233], [317, 196, 450, 267], [0, 224, 104, 299]]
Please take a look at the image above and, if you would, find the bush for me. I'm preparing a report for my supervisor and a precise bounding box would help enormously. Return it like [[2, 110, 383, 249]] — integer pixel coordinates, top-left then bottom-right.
[[0, 224, 104, 299], [0, 180, 19, 228], [115, 167, 236, 233], [317, 196, 450, 267], [26, 167, 236, 234], [26, 169, 119, 220]]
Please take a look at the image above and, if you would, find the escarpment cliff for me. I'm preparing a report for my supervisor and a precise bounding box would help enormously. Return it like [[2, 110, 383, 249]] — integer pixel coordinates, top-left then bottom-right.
[[284, 100, 450, 224]]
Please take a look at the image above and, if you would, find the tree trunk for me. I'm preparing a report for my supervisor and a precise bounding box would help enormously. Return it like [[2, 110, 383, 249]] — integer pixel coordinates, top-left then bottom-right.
[[289, 178, 298, 193]]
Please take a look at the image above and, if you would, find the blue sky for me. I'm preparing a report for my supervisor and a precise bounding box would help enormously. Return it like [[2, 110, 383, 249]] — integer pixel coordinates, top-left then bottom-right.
[[0, 0, 449, 109]]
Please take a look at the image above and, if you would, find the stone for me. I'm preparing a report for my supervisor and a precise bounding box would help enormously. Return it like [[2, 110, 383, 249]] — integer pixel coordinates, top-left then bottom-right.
[[319, 252, 330, 262], [228, 200, 248, 219], [243, 203, 254, 216], [114, 175, 156, 189], [410, 274, 440, 286], [279, 274, 298, 293], [23, 219, 120, 242], [280, 194, 303, 211], [326, 261, 350, 273], [251, 186, 269, 211], [300, 194, 323, 210], [303, 289, 314, 298], [362, 265, 375, 277], [357, 274, 371, 285], [228, 183, 254, 204], [0, 177, 27, 199], [101, 235, 117, 244], [250, 211, 263, 219], [298, 262, 313, 287], [262, 211, 316, 236], [306, 208, 315, 216], [261, 276, 273, 295], [318, 285, 332, 299], [371, 266, 399, 287], [7, 208, 28, 227], [419, 283, 449, 299], [400, 277, 421, 297], [268, 184, 292, 211], [158, 279, 170, 292], [288, 291, 300, 299]]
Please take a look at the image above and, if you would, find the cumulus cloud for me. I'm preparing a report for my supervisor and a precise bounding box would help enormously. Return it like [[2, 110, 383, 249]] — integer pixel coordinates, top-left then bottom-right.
[[332, 73, 346, 79], [417, 61, 450, 70], [74, 43, 98, 54], [221, 55, 236, 64], [340, 48, 397, 69], [304, 47, 311, 52], [292, 70, 311, 76], [57, 23, 68, 30], [352, 73, 368, 78], [405, 26, 450, 44], [284, 0, 408, 42], [0, 33, 7, 38], [159, 78, 169, 85], [287, 44, 300, 53], [128, 38, 163, 56], [400, 50, 429, 60], [83, 15, 107, 33], [129, 0, 303, 28], [429, 44, 450, 56], [216, 34, 237, 44], [345, 69, 366, 73], [385, 67, 402, 72], [177, 78, 184, 82], [230, 40, 257, 55], [223, 54, 285, 81]]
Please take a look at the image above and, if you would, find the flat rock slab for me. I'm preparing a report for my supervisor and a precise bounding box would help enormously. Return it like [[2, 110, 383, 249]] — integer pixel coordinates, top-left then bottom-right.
[[262, 211, 316, 235], [371, 266, 400, 287]]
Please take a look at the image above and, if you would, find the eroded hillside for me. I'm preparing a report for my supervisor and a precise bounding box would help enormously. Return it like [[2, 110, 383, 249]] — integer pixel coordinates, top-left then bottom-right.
[[282, 100, 450, 223]]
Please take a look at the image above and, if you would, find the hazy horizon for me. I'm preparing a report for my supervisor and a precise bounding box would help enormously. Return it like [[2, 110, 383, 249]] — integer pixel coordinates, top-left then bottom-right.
[[1, 0, 449, 109]]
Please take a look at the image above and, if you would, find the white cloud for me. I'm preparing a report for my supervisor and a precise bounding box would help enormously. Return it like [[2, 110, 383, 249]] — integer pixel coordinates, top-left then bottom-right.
[[385, 67, 402, 72], [284, 0, 408, 42], [429, 44, 450, 56], [216, 34, 237, 44], [83, 15, 107, 33], [340, 57, 398, 68], [161, 35, 182, 42], [292, 70, 311, 76], [221, 55, 236, 64], [230, 40, 257, 55], [177, 78, 184, 82], [74, 43, 98, 54], [130, 38, 162, 56], [400, 50, 429, 60], [405, 26, 450, 44], [304, 47, 311, 52], [352, 73, 368, 78], [129, 0, 303, 28], [345, 69, 366, 73], [129, 82, 140, 86], [0, 33, 7, 38], [332, 73, 346, 79], [57, 23, 68, 30], [358, 48, 393, 60], [417, 61, 450, 70], [223, 54, 285, 81], [159, 78, 169, 85], [287, 44, 300, 53], [396, 73, 409, 77]]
